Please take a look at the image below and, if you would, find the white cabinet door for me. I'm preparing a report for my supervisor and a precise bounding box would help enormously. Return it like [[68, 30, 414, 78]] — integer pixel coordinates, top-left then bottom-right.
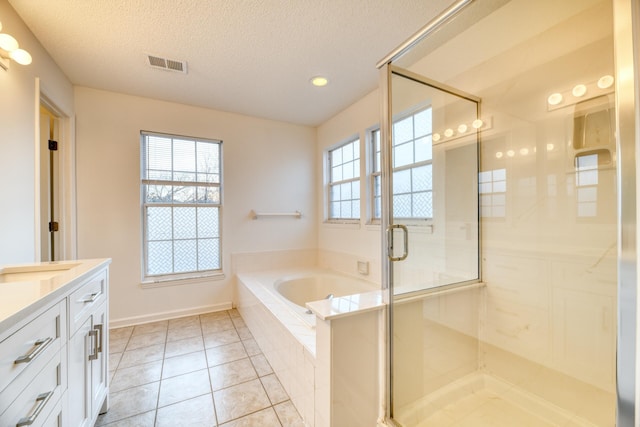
[[90, 302, 108, 417], [67, 317, 92, 427]]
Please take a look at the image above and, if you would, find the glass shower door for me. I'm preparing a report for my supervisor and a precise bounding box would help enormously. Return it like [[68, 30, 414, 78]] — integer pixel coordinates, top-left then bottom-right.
[[382, 1, 620, 425], [384, 67, 481, 424]]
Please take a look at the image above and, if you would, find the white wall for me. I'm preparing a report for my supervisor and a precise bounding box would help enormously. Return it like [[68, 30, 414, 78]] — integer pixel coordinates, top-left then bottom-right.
[[316, 90, 383, 282], [0, 0, 74, 264], [74, 87, 317, 324]]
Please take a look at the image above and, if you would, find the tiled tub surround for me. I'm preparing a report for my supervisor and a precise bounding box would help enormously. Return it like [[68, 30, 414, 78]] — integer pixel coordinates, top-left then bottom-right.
[[99, 310, 304, 426], [236, 269, 384, 427]]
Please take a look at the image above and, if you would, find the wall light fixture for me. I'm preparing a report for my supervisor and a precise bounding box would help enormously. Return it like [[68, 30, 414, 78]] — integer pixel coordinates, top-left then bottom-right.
[[0, 21, 32, 71]]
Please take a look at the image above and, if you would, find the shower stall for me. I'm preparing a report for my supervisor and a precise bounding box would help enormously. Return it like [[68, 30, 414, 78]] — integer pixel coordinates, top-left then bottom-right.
[[378, 0, 638, 425]]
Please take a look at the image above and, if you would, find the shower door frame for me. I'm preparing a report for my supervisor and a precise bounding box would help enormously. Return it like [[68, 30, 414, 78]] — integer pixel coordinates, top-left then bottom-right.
[[379, 63, 483, 424], [377, 0, 640, 424]]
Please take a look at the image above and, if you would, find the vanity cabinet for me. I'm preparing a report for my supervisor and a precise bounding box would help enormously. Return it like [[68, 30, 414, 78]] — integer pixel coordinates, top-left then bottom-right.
[[67, 270, 109, 427], [0, 259, 110, 427], [0, 301, 66, 427]]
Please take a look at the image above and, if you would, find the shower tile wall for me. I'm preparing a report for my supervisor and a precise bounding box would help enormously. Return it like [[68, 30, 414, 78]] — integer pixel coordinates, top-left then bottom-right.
[[479, 122, 617, 423]]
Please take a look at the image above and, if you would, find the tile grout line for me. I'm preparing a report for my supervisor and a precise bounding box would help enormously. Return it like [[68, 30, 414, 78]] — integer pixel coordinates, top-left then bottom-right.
[[104, 310, 301, 426]]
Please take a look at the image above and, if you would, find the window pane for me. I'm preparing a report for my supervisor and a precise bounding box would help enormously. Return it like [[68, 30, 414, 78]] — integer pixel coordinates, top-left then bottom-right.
[[341, 182, 352, 200], [413, 192, 432, 217], [173, 139, 196, 181], [343, 143, 354, 162], [198, 207, 218, 238], [174, 207, 196, 239], [341, 200, 352, 218], [352, 200, 360, 218], [146, 136, 172, 179], [374, 175, 381, 197], [145, 184, 173, 203], [198, 238, 219, 270], [352, 179, 360, 198], [393, 169, 411, 194], [394, 194, 411, 217], [331, 148, 342, 165], [343, 162, 354, 180], [479, 182, 492, 193], [394, 142, 413, 168], [147, 207, 172, 240], [332, 165, 343, 182], [330, 201, 340, 218], [197, 186, 220, 203], [147, 240, 172, 275], [412, 166, 431, 192], [174, 239, 197, 272], [394, 117, 413, 145], [415, 136, 432, 162], [173, 185, 196, 203], [493, 168, 506, 181], [414, 109, 432, 137]]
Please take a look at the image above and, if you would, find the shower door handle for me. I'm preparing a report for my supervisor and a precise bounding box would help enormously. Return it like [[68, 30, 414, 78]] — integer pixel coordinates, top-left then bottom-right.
[[387, 224, 409, 261]]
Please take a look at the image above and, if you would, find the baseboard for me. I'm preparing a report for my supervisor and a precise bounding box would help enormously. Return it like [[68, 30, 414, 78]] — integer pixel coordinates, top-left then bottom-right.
[[108, 302, 233, 328]]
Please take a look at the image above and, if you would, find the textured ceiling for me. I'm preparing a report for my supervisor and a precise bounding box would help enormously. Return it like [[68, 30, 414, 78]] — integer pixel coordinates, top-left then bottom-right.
[[8, 0, 453, 126]]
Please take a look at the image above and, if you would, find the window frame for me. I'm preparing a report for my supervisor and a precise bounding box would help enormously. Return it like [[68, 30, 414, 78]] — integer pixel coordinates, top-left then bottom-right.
[[370, 106, 434, 223], [326, 136, 361, 223], [140, 131, 223, 284]]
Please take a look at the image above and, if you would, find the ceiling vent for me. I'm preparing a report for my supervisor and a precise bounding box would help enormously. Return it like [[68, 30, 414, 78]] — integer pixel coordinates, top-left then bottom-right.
[[146, 54, 188, 74]]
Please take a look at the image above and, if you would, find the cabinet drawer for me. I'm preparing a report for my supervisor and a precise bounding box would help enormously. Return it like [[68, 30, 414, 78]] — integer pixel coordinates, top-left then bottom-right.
[[0, 348, 62, 427], [69, 270, 107, 335], [0, 301, 62, 396]]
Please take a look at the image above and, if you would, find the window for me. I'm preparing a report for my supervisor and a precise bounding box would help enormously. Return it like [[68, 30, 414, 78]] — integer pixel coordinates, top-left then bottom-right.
[[371, 128, 382, 219], [371, 107, 433, 220], [328, 138, 360, 220], [575, 153, 598, 217], [141, 132, 222, 280], [479, 168, 506, 217]]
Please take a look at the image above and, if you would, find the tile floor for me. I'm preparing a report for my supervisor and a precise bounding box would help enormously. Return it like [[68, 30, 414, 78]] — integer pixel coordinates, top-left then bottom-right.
[[96, 309, 304, 426]]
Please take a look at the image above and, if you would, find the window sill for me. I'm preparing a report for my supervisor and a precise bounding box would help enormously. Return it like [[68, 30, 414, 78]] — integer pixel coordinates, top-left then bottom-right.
[[323, 220, 361, 229], [140, 271, 226, 289]]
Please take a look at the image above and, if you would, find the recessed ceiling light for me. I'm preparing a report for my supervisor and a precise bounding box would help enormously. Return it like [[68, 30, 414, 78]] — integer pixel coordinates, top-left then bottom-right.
[[310, 76, 329, 87]]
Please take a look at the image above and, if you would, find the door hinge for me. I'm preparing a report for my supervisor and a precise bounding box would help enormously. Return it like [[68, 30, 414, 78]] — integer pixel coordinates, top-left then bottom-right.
[[48, 140, 58, 151], [49, 222, 59, 232]]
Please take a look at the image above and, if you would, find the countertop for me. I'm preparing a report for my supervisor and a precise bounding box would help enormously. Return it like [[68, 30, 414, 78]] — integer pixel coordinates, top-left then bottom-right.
[[0, 259, 111, 338]]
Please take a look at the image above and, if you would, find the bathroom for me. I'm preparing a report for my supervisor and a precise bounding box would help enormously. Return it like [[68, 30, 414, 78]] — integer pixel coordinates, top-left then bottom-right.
[[1, 0, 639, 426]]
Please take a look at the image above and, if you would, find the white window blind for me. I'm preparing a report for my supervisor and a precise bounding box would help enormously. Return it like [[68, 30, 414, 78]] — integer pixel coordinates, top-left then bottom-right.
[[141, 132, 222, 279]]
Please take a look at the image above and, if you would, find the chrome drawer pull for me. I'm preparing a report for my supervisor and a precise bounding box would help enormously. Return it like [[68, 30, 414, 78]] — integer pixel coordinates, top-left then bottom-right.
[[16, 391, 53, 426], [79, 292, 101, 303], [14, 337, 53, 364], [94, 324, 103, 354]]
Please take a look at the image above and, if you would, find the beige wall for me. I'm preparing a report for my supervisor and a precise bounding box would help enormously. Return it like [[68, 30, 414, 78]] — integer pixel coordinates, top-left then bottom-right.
[[316, 90, 383, 282], [0, 0, 74, 264], [74, 87, 317, 324]]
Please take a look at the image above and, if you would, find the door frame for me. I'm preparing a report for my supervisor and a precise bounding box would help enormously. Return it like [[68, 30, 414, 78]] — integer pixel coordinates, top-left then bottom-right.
[[34, 78, 77, 261]]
